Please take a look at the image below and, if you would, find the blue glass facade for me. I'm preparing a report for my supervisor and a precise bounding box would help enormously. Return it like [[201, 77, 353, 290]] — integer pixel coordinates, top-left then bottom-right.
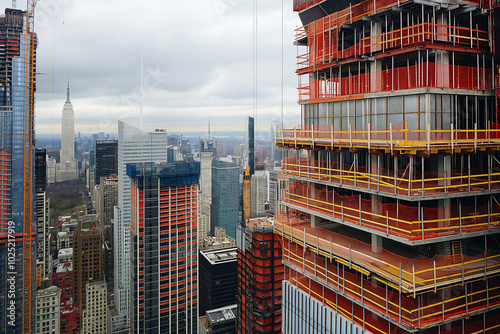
[[0, 8, 37, 333], [211, 160, 239, 239]]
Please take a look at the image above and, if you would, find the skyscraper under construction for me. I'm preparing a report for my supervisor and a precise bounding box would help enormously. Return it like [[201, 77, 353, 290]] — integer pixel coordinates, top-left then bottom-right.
[[276, 0, 500, 333], [0, 7, 37, 334]]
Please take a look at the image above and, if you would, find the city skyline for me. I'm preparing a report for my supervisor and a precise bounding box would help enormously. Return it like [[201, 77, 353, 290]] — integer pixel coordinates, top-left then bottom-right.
[[0, 0, 302, 135]]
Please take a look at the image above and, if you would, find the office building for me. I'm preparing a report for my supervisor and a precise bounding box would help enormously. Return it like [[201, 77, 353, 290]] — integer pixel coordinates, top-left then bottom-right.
[[72, 220, 103, 325], [35, 148, 47, 192], [199, 247, 238, 316], [248, 117, 255, 176], [250, 171, 267, 218], [95, 139, 118, 185], [53, 262, 73, 307], [128, 162, 200, 333], [236, 217, 283, 334], [113, 121, 169, 330], [200, 126, 217, 199], [35, 191, 50, 281], [198, 304, 237, 334], [56, 83, 78, 181], [0, 7, 37, 333], [35, 286, 61, 334], [99, 174, 118, 226], [211, 160, 239, 239], [81, 280, 108, 334], [198, 194, 211, 241], [275, 0, 500, 332]]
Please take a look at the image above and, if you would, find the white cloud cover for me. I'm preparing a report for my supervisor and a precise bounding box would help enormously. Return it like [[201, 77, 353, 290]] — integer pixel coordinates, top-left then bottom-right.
[[0, 0, 302, 134]]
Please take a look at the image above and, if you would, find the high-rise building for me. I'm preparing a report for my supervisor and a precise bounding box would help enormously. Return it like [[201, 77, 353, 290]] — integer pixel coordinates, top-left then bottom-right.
[[99, 174, 118, 226], [270, 121, 282, 165], [35, 192, 50, 283], [53, 262, 73, 307], [0, 7, 37, 333], [211, 160, 239, 239], [35, 286, 61, 334], [113, 121, 169, 330], [236, 217, 283, 334], [199, 247, 238, 316], [128, 162, 199, 333], [35, 148, 47, 192], [72, 220, 103, 326], [250, 171, 268, 218], [275, 0, 500, 333], [248, 116, 255, 176], [198, 194, 211, 241], [81, 280, 108, 334], [200, 126, 217, 199], [56, 83, 78, 181], [95, 139, 118, 185]]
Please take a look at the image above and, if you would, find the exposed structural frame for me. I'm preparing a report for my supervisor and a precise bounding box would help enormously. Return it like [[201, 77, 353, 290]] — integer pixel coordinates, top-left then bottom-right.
[[23, 1, 37, 333], [277, 0, 500, 332]]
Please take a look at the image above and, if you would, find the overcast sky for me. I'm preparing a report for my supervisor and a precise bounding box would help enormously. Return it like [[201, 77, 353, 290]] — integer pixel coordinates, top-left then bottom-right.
[[1, 0, 302, 135]]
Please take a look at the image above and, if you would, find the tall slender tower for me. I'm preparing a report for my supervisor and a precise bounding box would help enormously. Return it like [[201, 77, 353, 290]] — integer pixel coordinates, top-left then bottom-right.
[[276, 0, 500, 333], [112, 121, 169, 332], [128, 162, 200, 333], [0, 8, 37, 334], [57, 82, 78, 181]]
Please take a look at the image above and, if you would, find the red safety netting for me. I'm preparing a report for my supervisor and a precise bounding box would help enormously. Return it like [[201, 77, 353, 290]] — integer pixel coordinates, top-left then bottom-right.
[[284, 181, 500, 240], [282, 155, 500, 197], [299, 62, 492, 102], [283, 239, 500, 330], [300, 20, 489, 71], [275, 213, 500, 289], [286, 266, 500, 334]]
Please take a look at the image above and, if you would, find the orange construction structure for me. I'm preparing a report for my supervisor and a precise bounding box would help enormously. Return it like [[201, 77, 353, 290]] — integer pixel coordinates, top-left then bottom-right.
[[237, 217, 284, 334], [276, 0, 500, 333]]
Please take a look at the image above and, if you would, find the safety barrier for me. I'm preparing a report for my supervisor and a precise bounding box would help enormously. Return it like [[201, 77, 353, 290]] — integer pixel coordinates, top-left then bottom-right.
[[298, 62, 492, 102], [282, 156, 500, 197], [282, 240, 500, 330], [276, 123, 500, 153], [274, 214, 500, 291], [283, 182, 500, 240]]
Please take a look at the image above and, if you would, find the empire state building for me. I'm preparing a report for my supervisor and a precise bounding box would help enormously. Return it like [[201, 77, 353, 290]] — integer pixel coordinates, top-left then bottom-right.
[[56, 82, 78, 181]]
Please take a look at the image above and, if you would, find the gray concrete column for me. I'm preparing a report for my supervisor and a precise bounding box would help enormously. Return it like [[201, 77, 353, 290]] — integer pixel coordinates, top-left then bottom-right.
[[371, 234, 383, 254]]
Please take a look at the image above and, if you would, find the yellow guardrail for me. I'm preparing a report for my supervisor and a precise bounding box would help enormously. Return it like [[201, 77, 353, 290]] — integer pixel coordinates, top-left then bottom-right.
[[284, 191, 500, 239], [283, 228, 500, 330], [283, 162, 500, 195], [275, 219, 500, 289]]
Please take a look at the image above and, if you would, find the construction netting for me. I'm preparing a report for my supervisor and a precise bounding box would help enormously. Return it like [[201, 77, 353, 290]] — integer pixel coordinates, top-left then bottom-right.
[[299, 19, 489, 71], [286, 266, 500, 334], [274, 213, 500, 291], [282, 155, 500, 198], [283, 181, 500, 240], [299, 62, 492, 102]]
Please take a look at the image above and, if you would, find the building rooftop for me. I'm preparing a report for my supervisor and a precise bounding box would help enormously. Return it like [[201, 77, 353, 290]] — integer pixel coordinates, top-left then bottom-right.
[[57, 231, 71, 238], [58, 248, 73, 257], [200, 247, 238, 265], [56, 262, 73, 273], [206, 304, 237, 324], [247, 216, 274, 230]]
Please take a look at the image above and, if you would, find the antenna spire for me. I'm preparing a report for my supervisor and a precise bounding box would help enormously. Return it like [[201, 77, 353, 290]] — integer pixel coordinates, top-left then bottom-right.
[[66, 80, 71, 104]]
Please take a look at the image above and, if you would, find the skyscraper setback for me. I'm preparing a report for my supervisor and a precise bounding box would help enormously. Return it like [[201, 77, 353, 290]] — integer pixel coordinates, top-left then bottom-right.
[[0, 7, 37, 333], [275, 0, 500, 333]]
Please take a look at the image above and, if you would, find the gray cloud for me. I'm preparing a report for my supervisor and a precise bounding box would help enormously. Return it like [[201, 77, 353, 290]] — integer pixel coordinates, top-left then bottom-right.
[[1, 0, 302, 134]]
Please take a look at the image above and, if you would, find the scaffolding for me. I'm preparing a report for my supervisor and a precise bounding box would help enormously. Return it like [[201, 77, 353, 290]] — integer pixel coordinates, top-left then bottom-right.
[[275, 213, 500, 331], [278, 0, 500, 332]]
